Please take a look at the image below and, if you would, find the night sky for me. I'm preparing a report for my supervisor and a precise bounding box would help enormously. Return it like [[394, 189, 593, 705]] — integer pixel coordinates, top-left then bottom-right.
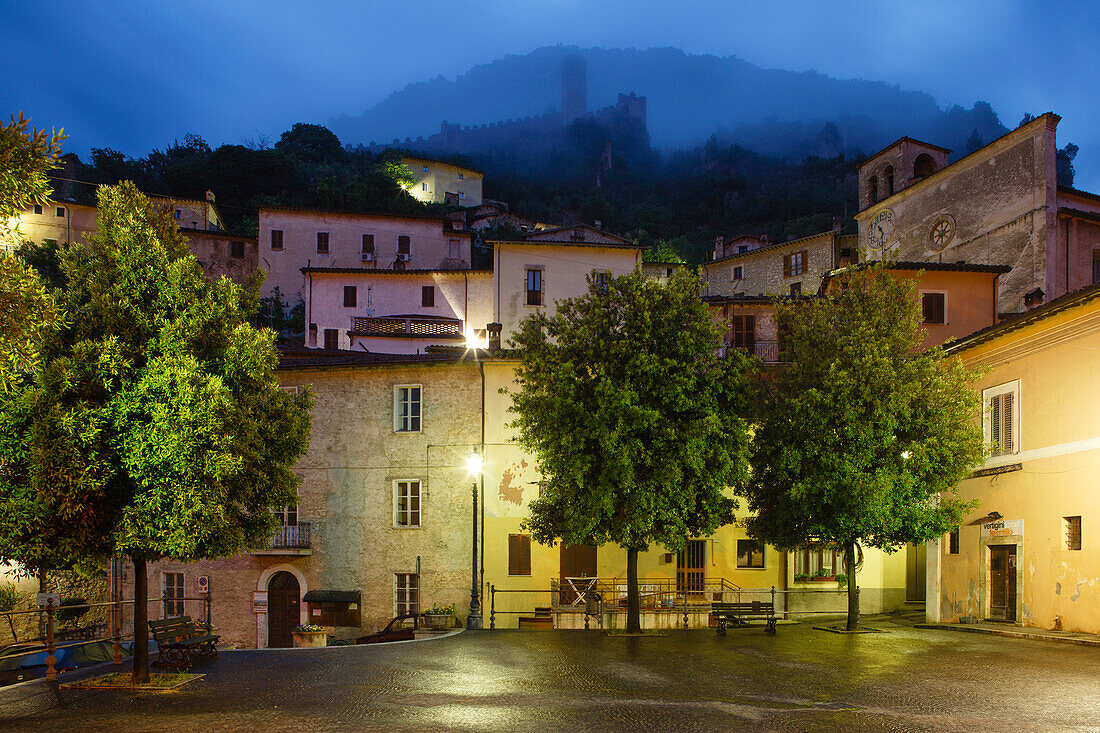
[[3, 0, 1098, 190]]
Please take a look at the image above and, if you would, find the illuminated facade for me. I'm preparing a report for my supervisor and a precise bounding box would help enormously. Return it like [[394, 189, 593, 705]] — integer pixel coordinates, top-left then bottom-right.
[[401, 156, 484, 207]]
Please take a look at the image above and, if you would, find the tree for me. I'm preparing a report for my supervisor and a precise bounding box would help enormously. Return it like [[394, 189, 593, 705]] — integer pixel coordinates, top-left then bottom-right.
[[275, 123, 345, 164], [1057, 142, 1079, 188], [509, 269, 753, 632], [0, 182, 312, 681], [742, 265, 983, 630]]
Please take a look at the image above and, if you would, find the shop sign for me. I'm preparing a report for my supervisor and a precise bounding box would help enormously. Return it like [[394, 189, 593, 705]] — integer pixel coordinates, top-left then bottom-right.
[[981, 519, 1023, 538], [252, 590, 268, 613]]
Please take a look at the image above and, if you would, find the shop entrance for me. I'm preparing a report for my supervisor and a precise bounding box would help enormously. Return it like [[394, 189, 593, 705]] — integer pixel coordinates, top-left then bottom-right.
[[268, 571, 301, 648], [988, 545, 1017, 622]]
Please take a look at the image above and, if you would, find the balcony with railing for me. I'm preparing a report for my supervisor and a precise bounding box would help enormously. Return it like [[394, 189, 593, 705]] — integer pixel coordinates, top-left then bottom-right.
[[350, 315, 464, 340], [727, 340, 780, 363], [252, 521, 312, 556]]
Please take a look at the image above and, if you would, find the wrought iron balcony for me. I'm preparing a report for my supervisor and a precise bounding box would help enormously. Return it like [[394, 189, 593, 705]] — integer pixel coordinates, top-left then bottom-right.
[[727, 340, 780, 363], [351, 315, 463, 339], [253, 522, 312, 555]]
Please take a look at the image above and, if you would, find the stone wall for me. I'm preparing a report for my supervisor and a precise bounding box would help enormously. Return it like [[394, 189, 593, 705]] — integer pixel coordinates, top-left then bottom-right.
[[701, 232, 837, 300]]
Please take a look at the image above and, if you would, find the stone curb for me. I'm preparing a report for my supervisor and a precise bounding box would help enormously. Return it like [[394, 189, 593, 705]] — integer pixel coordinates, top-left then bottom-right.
[[219, 627, 465, 652], [915, 623, 1100, 647]]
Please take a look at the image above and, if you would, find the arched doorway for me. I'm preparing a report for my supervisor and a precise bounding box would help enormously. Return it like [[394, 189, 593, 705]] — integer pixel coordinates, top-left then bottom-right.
[[268, 571, 300, 648]]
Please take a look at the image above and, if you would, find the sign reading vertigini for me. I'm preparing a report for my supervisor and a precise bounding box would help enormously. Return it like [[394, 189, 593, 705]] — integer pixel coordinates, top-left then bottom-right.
[[981, 519, 1023, 537]]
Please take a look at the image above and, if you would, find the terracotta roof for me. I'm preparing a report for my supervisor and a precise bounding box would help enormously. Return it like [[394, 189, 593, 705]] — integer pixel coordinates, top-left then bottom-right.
[[300, 267, 492, 275], [827, 261, 1011, 277], [945, 280, 1100, 355], [490, 239, 639, 250], [401, 155, 485, 177], [277, 346, 472, 370], [1057, 208, 1100, 224], [860, 136, 953, 167], [705, 230, 834, 266], [1059, 185, 1100, 203], [522, 224, 631, 245], [259, 205, 446, 223]]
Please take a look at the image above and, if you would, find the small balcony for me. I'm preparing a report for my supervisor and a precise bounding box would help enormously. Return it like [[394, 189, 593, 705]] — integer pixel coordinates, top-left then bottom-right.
[[350, 315, 464, 340], [252, 521, 312, 556], [727, 340, 780, 363]]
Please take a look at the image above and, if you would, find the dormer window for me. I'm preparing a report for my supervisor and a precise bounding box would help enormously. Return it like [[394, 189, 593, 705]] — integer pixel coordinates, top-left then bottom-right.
[[570, 229, 585, 242]]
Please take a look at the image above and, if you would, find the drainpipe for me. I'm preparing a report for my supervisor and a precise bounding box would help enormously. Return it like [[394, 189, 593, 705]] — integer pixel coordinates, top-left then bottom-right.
[[306, 259, 313, 346], [478, 358, 486, 607]]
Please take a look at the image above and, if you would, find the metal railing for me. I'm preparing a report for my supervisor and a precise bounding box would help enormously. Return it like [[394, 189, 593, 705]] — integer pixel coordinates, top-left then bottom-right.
[[267, 521, 311, 550], [727, 340, 780, 362], [351, 316, 464, 338]]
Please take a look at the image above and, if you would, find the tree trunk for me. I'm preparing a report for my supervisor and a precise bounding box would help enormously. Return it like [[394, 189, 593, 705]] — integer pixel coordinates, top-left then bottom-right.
[[626, 547, 641, 633], [132, 557, 150, 684], [845, 541, 859, 631]]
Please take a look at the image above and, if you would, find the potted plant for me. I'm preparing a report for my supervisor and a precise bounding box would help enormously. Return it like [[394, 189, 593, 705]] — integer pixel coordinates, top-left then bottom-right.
[[794, 573, 811, 583], [811, 569, 834, 581], [291, 624, 327, 647], [421, 603, 456, 630]]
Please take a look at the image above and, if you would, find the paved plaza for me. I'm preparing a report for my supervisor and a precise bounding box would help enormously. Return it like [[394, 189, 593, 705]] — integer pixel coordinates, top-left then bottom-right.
[[2, 617, 1099, 732]]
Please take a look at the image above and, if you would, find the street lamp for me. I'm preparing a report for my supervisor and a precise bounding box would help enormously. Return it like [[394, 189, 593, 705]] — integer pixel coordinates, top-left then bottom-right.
[[467, 449, 483, 630]]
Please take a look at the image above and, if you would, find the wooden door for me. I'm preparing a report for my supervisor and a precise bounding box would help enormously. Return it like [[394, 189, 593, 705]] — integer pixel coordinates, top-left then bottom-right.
[[905, 543, 926, 602], [988, 545, 1017, 621], [268, 571, 300, 648], [559, 544, 597, 604], [677, 540, 706, 596]]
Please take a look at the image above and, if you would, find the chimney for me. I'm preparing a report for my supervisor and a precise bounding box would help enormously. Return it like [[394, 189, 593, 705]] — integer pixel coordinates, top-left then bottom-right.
[[487, 322, 503, 351], [594, 219, 602, 230], [1024, 287, 1045, 310]]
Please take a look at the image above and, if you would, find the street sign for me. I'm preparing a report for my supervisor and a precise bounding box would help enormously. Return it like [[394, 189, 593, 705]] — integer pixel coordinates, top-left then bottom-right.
[[197, 575, 209, 594], [36, 592, 61, 607]]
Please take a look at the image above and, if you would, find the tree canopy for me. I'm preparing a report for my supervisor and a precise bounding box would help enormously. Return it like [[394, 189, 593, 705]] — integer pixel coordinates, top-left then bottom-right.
[[0, 182, 312, 678], [742, 265, 983, 629], [509, 269, 753, 632]]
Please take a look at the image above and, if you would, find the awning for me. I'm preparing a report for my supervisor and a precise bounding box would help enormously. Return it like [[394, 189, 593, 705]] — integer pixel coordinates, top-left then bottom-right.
[[302, 590, 361, 604]]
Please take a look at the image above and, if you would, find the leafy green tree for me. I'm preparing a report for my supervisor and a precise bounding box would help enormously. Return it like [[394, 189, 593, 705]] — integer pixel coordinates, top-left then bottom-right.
[[742, 265, 983, 630], [374, 149, 415, 189], [0, 182, 312, 681], [509, 269, 753, 632], [276, 123, 345, 164]]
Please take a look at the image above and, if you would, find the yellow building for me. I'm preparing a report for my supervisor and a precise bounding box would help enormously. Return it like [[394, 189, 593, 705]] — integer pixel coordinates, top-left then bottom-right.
[[932, 281, 1100, 632], [3, 200, 98, 252], [402, 155, 484, 207]]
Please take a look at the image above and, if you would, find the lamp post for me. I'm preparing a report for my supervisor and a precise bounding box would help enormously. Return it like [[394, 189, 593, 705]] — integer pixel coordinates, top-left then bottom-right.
[[467, 449, 483, 630]]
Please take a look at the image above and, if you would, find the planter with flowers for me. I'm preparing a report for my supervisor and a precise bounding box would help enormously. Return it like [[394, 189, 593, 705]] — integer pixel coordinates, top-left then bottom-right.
[[421, 604, 456, 630], [292, 624, 327, 647]]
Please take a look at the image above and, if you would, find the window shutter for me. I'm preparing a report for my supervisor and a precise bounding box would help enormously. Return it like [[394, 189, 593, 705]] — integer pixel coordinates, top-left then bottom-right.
[[1001, 392, 1014, 453], [783, 255, 791, 278], [509, 534, 531, 575]]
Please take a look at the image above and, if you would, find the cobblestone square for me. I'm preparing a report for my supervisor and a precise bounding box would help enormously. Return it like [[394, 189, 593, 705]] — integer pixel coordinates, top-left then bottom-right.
[[3, 619, 1099, 732]]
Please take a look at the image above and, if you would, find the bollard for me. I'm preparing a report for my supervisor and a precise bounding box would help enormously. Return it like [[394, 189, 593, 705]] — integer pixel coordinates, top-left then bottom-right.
[[45, 598, 57, 681], [683, 593, 689, 629], [489, 585, 496, 630]]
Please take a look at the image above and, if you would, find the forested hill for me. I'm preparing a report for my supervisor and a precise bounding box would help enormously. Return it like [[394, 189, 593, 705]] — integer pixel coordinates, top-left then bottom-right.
[[330, 45, 1008, 158]]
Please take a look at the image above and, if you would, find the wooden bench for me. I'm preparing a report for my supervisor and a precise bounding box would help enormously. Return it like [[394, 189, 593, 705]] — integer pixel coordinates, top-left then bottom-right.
[[713, 601, 777, 634], [149, 616, 220, 668]]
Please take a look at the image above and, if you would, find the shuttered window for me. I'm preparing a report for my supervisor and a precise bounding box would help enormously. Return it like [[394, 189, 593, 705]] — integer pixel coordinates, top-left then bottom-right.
[[316, 232, 329, 253], [526, 269, 543, 306], [783, 251, 806, 277], [422, 286, 435, 307], [344, 286, 357, 308], [362, 234, 375, 253], [922, 292, 946, 324], [984, 382, 1019, 458], [731, 315, 755, 348], [508, 534, 532, 576], [271, 229, 284, 251], [1065, 516, 1082, 551]]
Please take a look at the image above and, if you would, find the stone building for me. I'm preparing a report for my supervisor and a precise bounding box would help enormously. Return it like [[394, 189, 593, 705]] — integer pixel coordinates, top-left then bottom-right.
[[700, 230, 855, 301], [401, 156, 484, 207], [934, 281, 1100, 633], [856, 113, 1100, 314]]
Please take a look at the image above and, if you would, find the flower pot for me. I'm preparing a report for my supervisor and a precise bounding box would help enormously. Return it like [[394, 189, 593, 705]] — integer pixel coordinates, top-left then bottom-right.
[[292, 630, 327, 648], [422, 614, 453, 631], [811, 576, 835, 582]]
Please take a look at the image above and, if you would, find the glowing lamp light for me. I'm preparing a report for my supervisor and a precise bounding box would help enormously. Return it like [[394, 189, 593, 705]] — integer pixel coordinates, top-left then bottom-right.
[[901, 450, 912, 460], [468, 450, 483, 476]]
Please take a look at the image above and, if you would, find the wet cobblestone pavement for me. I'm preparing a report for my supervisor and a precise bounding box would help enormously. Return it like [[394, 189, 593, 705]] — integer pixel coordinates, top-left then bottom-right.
[[3, 619, 1100, 732]]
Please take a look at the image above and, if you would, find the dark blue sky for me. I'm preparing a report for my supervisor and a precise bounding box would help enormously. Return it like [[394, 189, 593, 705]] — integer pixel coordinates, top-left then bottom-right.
[[3, 0, 1098, 189]]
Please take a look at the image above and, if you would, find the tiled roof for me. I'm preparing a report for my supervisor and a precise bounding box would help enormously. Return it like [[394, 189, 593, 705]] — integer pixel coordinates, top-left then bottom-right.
[[401, 155, 485, 176], [1058, 185, 1100, 203], [277, 346, 471, 370], [705, 230, 834, 265], [491, 239, 638, 250], [259, 205, 446, 223], [827, 260, 1011, 277], [300, 267, 492, 275]]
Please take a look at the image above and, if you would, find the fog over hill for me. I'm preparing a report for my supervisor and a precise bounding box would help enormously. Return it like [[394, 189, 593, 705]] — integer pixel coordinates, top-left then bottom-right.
[[330, 45, 1008, 159]]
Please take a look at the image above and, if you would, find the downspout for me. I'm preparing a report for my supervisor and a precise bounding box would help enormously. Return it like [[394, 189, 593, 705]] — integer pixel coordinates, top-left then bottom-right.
[[478, 358, 486, 605], [992, 273, 1000, 324], [1066, 216, 1071, 297], [464, 270, 469, 334], [306, 259, 312, 345]]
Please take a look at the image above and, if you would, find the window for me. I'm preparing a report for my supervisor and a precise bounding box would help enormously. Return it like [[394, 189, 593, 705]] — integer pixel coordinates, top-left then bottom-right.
[[362, 234, 375, 254], [948, 529, 959, 555], [344, 286, 357, 308], [783, 251, 806, 278], [736, 539, 765, 568], [395, 573, 419, 616], [398, 236, 411, 255], [731, 266, 743, 281], [448, 239, 460, 259], [789, 282, 802, 297], [984, 382, 1019, 457], [794, 548, 843, 578], [730, 315, 755, 349], [277, 504, 298, 526], [914, 153, 936, 178], [1065, 516, 1082, 551], [458, 191, 464, 200], [394, 480, 421, 528], [308, 323, 317, 347], [163, 572, 184, 618], [1092, 251, 1100, 284], [422, 166, 429, 173], [271, 229, 284, 251], [884, 165, 895, 196], [422, 183, 427, 192], [738, 245, 750, 254], [593, 270, 611, 294], [324, 328, 339, 350], [526, 268, 543, 306], [421, 285, 435, 307], [173, 209, 181, 219], [922, 292, 946, 324], [56, 207, 65, 218], [458, 172, 464, 180], [229, 241, 245, 259], [394, 385, 421, 432], [316, 232, 329, 254], [33, 204, 42, 215], [308, 601, 360, 627], [508, 534, 532, 575]]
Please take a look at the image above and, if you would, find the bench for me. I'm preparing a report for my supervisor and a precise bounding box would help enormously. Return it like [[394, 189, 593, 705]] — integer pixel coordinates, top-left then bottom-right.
[[713, 601, 777, 634], [149, 616, 220, 668]]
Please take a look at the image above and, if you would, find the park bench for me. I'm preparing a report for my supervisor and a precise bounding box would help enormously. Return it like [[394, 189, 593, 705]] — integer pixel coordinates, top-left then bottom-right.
[[712, 600, 777, 634], [148, 616, 220, 668]]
